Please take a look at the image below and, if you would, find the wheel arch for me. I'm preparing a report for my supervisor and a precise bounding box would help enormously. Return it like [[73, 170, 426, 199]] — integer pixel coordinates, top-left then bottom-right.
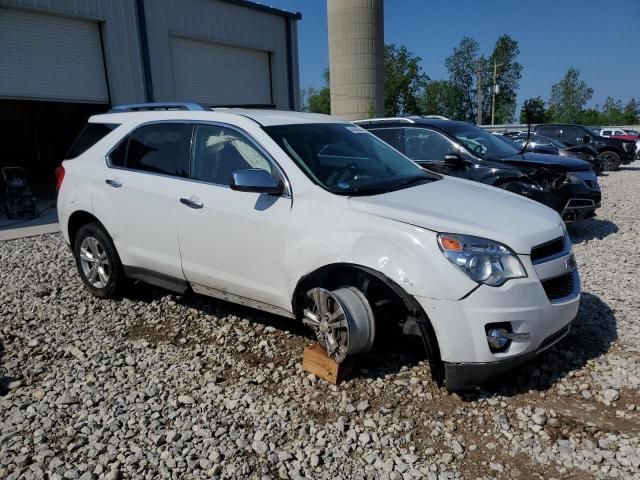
[[68, 210, 106, 247], [291, 262, 444, 383]]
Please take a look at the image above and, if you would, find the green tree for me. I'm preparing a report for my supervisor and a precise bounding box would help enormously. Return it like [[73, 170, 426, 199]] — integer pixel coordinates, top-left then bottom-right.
[[601, 97, 625, 124], [548, 68, 593, 123], [487, 35, 522, 124], [445, 37, 481, 123], [519, 97, 546, 123], [622, 98, 639, 124], [421, 80, 458, 118], [576, 108, 604, 126], [384, 44, 429, 116], [307, 69, 331, 114]]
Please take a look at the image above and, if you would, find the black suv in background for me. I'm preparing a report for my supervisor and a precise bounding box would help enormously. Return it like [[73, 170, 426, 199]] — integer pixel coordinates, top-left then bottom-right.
[[502, 133, 603, 174], [355, 117, 601, 222], [534, 124, 636, 170]]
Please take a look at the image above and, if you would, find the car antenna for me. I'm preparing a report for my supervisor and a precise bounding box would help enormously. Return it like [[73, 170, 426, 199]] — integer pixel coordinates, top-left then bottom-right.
[[519, 103, 532, 155]]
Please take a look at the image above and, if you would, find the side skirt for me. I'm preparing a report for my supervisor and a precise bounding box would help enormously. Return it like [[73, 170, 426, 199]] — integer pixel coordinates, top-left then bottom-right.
[[191, 283, 295, 319], [123, 266, 189, 294]]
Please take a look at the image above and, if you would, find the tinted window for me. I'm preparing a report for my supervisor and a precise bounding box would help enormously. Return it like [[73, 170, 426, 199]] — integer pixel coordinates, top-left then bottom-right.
[[368, 128, 405, 152], [67, 123, 119, 159], [561, 126, 584, 140], [192, 124, 272, 186], [110, 123, 191, 177], [602, 130, 612, 136], [535, 126, 559, 137], [404, 128, 456, 161]]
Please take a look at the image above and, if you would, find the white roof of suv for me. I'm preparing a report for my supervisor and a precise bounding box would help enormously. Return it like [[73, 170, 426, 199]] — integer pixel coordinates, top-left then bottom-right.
[[91, 104, 343, 127]]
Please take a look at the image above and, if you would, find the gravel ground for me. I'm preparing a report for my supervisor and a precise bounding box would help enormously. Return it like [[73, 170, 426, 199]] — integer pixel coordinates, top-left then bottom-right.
[[1, 162, 640, 480]]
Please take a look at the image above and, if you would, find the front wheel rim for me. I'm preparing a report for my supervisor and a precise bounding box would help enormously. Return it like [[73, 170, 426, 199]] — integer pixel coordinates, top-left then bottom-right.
[[79, 236, 110, 289]]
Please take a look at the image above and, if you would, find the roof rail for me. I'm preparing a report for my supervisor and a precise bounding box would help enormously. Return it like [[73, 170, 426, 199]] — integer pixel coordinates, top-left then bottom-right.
[[352, 117, 417, 125], [108, 102, 210, 113]]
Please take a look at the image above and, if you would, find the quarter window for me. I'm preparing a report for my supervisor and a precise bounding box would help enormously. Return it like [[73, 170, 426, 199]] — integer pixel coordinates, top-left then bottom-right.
[[67, 123, 119, 159], [368, 128, 405, 152], [191, 124, 272, 186], [108, 123, 191, 177]]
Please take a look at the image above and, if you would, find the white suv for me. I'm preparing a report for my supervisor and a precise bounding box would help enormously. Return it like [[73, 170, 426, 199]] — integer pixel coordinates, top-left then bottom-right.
[[56, 103, 580, 390]]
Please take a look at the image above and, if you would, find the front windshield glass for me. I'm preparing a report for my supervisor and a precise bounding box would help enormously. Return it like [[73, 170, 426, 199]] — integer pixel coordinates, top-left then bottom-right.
[[264, 123, 439, 195], [446, 124, 519, 159]]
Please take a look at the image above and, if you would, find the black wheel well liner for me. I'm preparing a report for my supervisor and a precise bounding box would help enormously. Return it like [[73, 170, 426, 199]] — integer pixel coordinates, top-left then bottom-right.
[[596, 147, 622, 155], [291, 262, 443, 382], [68, 211, 103, 246]]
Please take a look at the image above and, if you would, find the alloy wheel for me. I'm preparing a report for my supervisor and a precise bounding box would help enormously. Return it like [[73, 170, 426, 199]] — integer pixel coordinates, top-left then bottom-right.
[[79, 236, 110, 289]]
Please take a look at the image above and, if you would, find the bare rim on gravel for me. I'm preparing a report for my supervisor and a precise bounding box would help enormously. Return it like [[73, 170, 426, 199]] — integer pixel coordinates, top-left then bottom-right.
[[1, 162, 639, 479]]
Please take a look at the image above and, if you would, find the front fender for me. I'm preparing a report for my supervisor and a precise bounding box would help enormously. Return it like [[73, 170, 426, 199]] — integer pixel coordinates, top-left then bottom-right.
[[284, 207, 477, 301]]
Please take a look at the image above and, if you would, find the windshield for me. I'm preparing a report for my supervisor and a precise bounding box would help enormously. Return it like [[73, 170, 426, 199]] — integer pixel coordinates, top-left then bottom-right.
[[446, 124, 519, 159], [264, 123, 439, 195]]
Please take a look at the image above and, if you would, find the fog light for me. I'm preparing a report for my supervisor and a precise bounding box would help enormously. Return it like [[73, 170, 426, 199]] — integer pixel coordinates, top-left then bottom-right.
[[487, 328, 510, 350]]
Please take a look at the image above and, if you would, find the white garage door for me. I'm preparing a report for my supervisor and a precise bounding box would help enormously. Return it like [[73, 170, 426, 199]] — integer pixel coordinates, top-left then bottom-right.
[[0, 9, 109, 103], [170, 36, 272, 106]]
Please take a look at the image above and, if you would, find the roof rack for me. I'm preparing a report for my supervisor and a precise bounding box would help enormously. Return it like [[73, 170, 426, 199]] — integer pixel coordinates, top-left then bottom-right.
[[352, 117, 417, 125], [107, 102, 210, 113]]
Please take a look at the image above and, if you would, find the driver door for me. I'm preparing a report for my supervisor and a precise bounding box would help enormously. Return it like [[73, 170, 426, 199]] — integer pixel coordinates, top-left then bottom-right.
[[402, 127, 469, 178], [177, 123, 292, 312]]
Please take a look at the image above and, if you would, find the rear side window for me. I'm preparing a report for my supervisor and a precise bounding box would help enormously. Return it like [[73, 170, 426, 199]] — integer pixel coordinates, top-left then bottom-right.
[[67, 123, 119, 159], [535, 126, 559, 137], [108, 123, 192, 177], [602, 130, 612, 136], [369, 128, 405, 152]]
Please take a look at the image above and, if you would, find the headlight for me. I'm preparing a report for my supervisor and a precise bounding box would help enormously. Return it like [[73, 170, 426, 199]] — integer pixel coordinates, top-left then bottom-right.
[[437, 234, 527, 287], [564, 173, 582, 184]]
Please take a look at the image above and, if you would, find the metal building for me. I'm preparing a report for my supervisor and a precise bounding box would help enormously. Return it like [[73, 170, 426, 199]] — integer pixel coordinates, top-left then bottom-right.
[[0, 0, 301, 192]]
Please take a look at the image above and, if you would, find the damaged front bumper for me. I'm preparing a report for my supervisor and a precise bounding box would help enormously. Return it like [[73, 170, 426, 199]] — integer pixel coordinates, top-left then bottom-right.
[[528, 171, 601, 222]]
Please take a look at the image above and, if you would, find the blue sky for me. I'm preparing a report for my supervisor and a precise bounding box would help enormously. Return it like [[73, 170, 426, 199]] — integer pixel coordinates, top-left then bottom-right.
[[266, 0, 639, 109]]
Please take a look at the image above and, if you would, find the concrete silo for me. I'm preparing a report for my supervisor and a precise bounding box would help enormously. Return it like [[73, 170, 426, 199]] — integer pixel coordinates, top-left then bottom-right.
[[327, 0, 384, 120]]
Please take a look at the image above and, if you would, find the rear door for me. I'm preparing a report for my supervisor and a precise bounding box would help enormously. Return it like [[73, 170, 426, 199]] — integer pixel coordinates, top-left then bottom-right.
[[558, 126, 584, 146], [103, 122, 192, 280]]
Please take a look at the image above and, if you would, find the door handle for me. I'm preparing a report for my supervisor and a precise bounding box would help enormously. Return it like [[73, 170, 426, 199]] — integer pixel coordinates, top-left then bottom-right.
[[180, 197, 203, 209], [105, 178, 122, 188]]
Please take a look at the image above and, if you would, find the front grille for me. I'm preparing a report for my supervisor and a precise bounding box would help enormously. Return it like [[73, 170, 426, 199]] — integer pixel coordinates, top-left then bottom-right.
[[541, 272, 575, 301], [531, 237, 565, 263]]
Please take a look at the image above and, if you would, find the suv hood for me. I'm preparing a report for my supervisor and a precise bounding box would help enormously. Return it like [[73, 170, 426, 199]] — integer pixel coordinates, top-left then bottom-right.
[[349, 177, 564, 254], [495, 152, 591, 171]]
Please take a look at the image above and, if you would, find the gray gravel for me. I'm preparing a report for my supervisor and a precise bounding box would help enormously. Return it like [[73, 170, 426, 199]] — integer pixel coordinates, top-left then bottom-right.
[[2, 162, 640, 479]]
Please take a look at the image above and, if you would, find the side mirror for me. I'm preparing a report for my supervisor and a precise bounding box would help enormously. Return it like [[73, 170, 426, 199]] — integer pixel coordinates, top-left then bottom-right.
[[581, 135, 591, 144], [230, 169, 284, 195], [444, 153, 466, 168]]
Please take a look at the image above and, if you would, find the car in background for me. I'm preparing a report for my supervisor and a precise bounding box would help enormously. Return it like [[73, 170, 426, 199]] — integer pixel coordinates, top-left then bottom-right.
[[506, 133, 603, 174], [534, 124, 636, 170], [600, 128, 640, 159], [355, 117, 601, 222], [600, 127, 640, 141]]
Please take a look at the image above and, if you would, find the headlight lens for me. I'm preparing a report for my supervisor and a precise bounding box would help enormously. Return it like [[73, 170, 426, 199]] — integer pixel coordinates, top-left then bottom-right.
[[564, 173, 582, 184], [437, 234, 527, 286]]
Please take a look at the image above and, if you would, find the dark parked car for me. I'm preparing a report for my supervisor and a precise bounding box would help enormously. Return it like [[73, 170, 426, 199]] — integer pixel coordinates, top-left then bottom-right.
[[505, 133, 603, 174], [534, 124, 636, 170], [355, 117, 601, 222]]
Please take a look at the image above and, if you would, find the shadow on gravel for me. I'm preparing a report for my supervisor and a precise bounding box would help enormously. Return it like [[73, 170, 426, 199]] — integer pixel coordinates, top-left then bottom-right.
[[121, 284, 426, 379], [0, 340, 10, 396], [567, 219, 618, 244], [461, 292, 617, 400]]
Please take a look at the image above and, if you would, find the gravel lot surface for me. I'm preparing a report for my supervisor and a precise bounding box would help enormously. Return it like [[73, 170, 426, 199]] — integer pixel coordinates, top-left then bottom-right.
[[1, 162, 640, 480]]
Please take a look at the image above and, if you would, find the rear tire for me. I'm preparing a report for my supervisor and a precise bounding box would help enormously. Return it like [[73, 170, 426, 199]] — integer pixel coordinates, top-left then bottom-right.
[[73, 222, 124, 299], [598, 150, 621, 171]]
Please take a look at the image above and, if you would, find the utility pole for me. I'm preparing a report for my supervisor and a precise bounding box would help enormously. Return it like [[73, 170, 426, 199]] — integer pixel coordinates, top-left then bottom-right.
[[491, 61, 502, 125], [476, 59, 483, 125]]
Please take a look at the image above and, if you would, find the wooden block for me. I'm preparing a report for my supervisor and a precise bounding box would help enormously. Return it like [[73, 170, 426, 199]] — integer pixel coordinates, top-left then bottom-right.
[[302, 343, 353, 385]]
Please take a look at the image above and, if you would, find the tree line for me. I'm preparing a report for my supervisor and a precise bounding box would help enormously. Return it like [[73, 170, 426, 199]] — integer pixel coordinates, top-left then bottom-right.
[[303, 36, 639, 126]]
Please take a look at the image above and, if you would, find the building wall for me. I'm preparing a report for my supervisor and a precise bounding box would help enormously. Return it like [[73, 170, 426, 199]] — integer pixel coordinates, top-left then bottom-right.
[[143, 0, 298, 109], [0, 0, 299, 109], [0, 0, 147, 104]]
